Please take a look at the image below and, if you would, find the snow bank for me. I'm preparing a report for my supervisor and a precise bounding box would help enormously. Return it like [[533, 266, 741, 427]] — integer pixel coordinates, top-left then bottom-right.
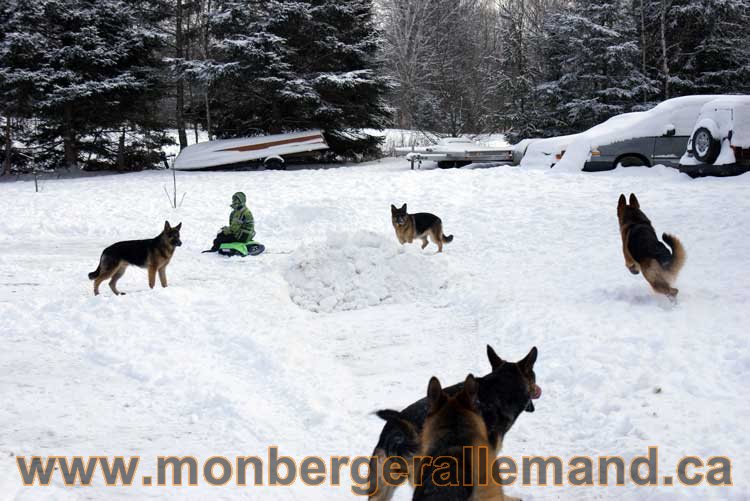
[[285, 231, 447, 312]]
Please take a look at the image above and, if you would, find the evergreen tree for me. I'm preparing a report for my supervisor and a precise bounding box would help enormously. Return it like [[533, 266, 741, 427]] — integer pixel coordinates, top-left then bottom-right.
[[0, 0, 170, 171], [534, 0, 658, 135], [638, 0, 750, 98], [206, 0, 391, 157]]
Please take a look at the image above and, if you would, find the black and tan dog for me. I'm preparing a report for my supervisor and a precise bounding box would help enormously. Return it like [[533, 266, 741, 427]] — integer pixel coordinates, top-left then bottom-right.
[[617, 194, 686, 298], [367, 346, 540, 500], [412, 374, 517, 500], [88, 221, 182, 296], [391, 203, 453, 252]]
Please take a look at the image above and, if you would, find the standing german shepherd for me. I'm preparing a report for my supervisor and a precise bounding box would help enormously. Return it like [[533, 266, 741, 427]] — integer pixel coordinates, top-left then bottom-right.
[[88, 221, 182, 296], [413, 374, 517, 500], [391, 203, 453, 252], [617, 194, 686, 298], [367, 346, 540, 500]]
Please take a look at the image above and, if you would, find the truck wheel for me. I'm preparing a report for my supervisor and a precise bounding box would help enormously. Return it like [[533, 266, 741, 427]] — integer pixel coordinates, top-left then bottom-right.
[[692, 127, 721, 164]]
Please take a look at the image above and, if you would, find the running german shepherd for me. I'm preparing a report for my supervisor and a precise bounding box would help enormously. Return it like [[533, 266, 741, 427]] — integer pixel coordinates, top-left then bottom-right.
[[617, 194, 686, 298], [88, 221, 182, 296], [367, 346, 540, 500], [412, 374, 518, 500], [391, 203, 453, 252]]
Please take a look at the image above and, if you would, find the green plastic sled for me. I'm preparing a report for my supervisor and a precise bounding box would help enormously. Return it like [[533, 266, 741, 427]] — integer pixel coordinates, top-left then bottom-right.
[[218, 241, 265, 257]]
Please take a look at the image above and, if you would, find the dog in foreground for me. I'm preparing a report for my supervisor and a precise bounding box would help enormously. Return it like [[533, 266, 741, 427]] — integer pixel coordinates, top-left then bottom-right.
[[617, 194, 686, 297], [367, 346, 540, 500], [413, 374, 519, 500], [89, 221, 182, 296], [391, 203, 453, 252]]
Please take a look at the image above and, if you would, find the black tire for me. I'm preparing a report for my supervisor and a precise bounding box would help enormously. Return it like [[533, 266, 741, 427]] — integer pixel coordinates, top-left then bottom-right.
[[616, 155, 650, 168], [692, 127, 721, 164], [437, 160, 471, 169], [264, 158, 285, 170]]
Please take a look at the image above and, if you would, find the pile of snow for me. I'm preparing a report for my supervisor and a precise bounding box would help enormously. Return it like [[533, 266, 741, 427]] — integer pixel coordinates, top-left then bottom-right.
[[285, 231, 447, 312], [519, 134, 580, 169]]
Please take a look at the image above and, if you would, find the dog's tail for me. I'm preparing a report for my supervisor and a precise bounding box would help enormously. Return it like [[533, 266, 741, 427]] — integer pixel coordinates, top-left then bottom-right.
[[662, 233, 686, 276], [443, 234, 454, 243], [88, 256, 102, 280]]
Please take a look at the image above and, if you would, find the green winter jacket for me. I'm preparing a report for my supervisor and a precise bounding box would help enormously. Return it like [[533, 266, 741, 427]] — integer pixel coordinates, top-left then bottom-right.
[[223, 192, 255, 242]]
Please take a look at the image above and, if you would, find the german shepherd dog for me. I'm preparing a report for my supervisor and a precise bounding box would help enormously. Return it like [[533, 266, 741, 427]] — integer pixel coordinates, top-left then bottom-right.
[[391, 203, 453, 252], [412, 374, 517, 500], [617, 194, 686, 298], [88, 221, 182, 296], [367, 346, 540, 500]]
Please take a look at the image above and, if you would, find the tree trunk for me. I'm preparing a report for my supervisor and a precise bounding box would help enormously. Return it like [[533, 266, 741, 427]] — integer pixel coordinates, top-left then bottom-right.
[[117, 129, 126, 171], [63, 103, 77, 168], [176, 0, 188, 150], [3, 116, 11, 176], [205, 90, 212, 140], [204, 0, 213, 141], [660, 1, 670, 99], [641, 0, 647, 104]]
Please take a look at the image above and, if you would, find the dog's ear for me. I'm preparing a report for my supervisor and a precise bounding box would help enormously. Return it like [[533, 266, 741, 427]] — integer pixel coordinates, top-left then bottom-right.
[[459, 374, 480, 410], [487, 345, 504, 370], [518, 346, 538, 372], [629, 193, 640, 209], [427, 376, 444, 408], [464, 374, 478, 399], [391, 204, 397, 213], [175, 222, 182, 231], [164, 220, 171, 232], [401, 203, 407, 211], [617, 194, 626, 218]]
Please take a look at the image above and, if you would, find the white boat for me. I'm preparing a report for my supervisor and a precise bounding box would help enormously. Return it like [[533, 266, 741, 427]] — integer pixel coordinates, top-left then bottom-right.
[[395, 137, 513, 168], [173, 130, 329, 170]]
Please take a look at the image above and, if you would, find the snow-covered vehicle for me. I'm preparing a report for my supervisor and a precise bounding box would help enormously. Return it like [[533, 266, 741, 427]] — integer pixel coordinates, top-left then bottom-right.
[[518, 134, 580, 169], [173, 130, 329, 170], [539, 96, 726, 172], [679, 96, 750, 177], [396, 136, 513, 168]]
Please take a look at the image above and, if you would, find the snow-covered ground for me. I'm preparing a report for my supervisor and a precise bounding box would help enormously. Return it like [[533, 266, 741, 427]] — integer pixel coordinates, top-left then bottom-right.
[[1, 159, 748, 500]]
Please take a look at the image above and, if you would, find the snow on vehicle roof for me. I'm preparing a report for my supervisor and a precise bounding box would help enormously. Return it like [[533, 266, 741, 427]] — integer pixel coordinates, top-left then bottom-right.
[[554, 95, 725, 171], [698, 95, 750, 112]]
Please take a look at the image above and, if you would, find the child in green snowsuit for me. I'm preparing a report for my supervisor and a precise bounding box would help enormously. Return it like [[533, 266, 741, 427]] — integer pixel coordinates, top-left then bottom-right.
[[206, 192, 255, 252]]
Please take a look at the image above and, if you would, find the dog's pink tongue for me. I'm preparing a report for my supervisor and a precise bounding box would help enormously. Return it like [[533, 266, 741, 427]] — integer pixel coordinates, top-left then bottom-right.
[[531, 384, 542, 399]]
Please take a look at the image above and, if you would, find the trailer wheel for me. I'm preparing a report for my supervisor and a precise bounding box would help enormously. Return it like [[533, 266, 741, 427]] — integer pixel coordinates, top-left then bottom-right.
[[437, 161, 456, 169], [692, 127, 721, 164], [264, 158, 285, 170]]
